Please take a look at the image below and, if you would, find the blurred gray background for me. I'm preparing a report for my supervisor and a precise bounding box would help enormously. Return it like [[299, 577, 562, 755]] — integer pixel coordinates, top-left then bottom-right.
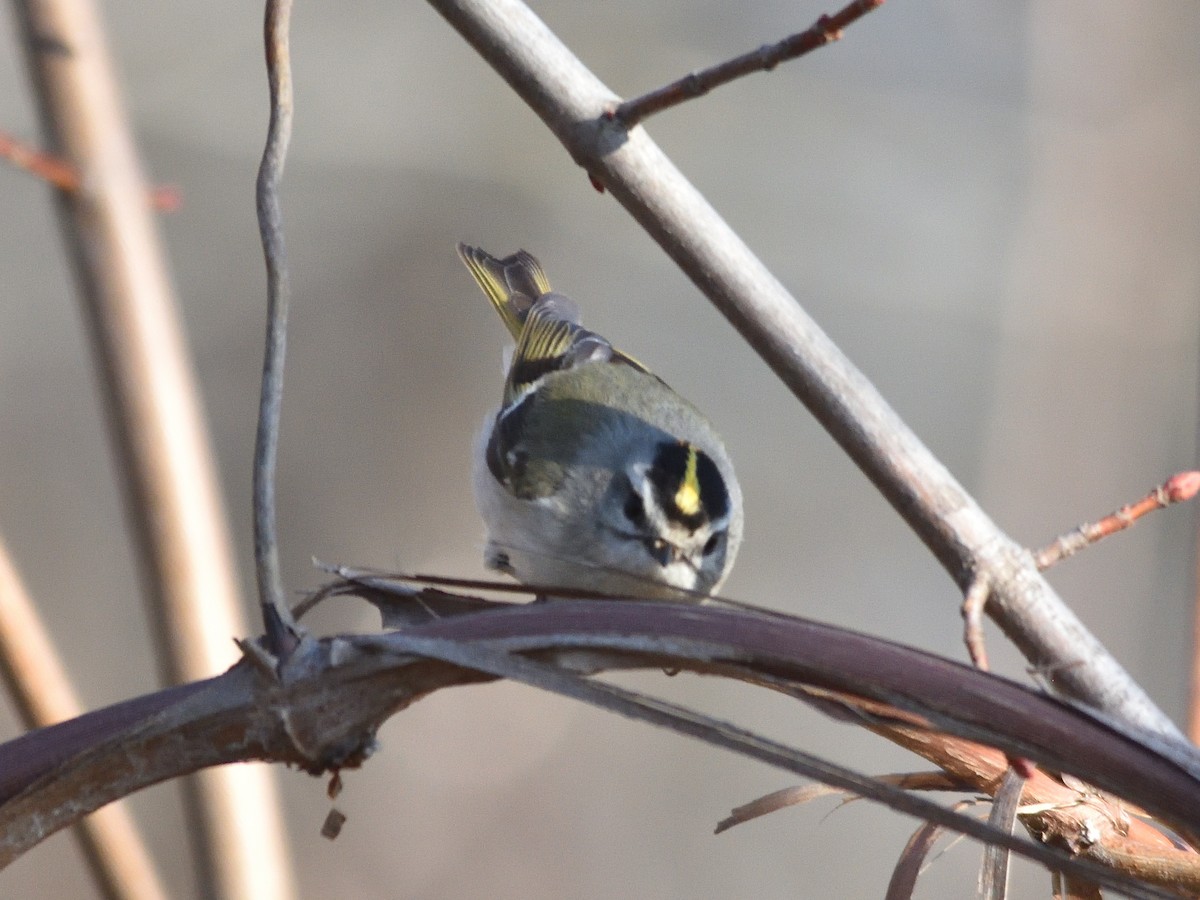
[[1, 1, 1198, 897]]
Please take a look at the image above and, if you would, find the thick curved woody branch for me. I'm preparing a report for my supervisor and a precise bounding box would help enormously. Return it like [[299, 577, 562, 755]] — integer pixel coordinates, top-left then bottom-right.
[[0, 598, 1197, 896]]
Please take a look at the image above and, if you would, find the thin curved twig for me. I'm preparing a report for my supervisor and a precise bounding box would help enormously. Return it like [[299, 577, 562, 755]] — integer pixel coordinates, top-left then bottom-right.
[[254, 0, 301, 655]]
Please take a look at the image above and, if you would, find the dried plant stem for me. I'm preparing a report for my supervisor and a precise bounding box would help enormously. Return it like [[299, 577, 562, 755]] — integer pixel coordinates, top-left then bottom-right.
[[254, 0, 300, 654], [872, 716, 1200, 893], [0, 538, 167, 900], [614, 0, 884, 126], [980, 768, 1024, 899], [9, 0, 295, 896], [751, 680, 1198, 876], [716, 772, 970, 833], [888, 812, 969, 900], [427, 0, 1181, 740]]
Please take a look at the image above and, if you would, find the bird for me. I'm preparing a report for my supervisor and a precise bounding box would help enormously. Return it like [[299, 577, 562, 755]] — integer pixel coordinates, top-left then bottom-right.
[[458, 243, 742, 601]]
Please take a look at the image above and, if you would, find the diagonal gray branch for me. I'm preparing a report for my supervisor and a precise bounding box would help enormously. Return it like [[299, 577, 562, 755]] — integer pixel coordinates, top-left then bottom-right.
[[425, 0, 1182, 740]]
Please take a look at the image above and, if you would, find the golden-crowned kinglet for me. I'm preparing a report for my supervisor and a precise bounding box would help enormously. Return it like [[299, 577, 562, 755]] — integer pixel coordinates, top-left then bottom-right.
[[458, 244, 742, 600]]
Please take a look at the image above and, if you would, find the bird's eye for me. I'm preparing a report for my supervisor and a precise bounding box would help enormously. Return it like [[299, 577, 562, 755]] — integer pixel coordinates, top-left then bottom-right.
[[624, 493, 646, 524], [702, 533, 721, 556]]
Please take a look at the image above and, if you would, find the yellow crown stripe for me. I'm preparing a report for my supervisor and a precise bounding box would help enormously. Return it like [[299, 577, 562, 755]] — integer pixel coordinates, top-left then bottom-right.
[[674, 446, 702, 516]]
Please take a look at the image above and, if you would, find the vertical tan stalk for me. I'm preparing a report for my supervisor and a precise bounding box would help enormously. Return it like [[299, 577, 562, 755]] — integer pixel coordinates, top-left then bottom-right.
[[8, 0, 296, 896]]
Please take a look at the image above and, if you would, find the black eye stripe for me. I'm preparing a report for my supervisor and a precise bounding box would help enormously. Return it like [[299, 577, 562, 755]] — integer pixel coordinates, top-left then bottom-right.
[[623, 492, 646, 525], [694, 452, 730, 521]]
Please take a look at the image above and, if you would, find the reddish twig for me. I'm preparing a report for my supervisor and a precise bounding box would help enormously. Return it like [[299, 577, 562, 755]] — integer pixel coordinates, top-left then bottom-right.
[[1035, 471, 1200, 571], [0, 129, 180, 211], [612, 0, 884, 127], [1037, 469, 1200, 749]]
